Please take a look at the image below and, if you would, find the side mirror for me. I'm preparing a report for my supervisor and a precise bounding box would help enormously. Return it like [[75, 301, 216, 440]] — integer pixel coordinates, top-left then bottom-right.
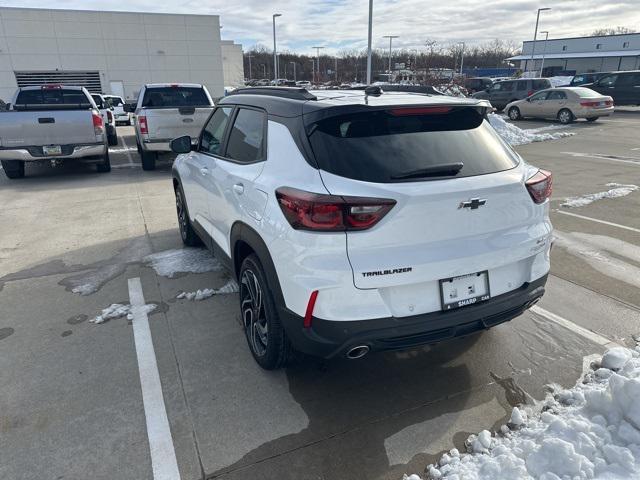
[[526, 97, 532, 102], [170, 135, 193, 154], [123, 103, 135, 113]]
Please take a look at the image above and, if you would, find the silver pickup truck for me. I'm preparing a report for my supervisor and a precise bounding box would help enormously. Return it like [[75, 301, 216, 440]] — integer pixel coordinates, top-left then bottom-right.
[[125, 83, 214, 170], [0, 85, 110, 179]]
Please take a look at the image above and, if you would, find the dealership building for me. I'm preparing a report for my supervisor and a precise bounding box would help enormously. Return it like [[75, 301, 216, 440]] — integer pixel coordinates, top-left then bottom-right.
[[508, 33, 640, 76], [0, 6, 244, 103]]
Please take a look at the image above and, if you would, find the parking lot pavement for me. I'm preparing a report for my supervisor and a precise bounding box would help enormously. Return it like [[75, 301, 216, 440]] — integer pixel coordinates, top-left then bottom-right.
[[0, 119, 639, 480]]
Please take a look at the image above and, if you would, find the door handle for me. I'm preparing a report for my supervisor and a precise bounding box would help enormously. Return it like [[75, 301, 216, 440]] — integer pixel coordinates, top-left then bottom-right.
[[233, 183, 245, 195], [199, 167, 209, 176]]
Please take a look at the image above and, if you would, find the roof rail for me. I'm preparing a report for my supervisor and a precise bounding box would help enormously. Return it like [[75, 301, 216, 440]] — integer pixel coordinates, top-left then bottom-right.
[[229, 87, 317, 101]]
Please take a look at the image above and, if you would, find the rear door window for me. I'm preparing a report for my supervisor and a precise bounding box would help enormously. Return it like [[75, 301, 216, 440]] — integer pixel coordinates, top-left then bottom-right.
[[598, 75, 618, 87], [224, 108, 266, 163], [200, 107, 232, 156], [142, 87, 210, 108], [547, 91, 567, 100], [533, 80, 551, 89], [307, 107, 519, 183], [515, 81, 528, 91]]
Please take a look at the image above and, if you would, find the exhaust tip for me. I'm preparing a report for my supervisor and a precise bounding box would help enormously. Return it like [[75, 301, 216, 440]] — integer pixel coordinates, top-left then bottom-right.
[[346, 345, 370, 360]]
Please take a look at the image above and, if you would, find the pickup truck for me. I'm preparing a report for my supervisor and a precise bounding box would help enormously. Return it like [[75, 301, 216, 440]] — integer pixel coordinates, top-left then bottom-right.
[[91, 93, 118, 146], [103, 94, 132, 125], [0, 85, 110, 179], [125, 83, 214, 170]]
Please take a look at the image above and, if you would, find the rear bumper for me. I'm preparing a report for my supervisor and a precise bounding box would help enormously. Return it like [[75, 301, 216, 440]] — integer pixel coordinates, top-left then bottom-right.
[[576, 106, 614, 117], [0, 143, 106, 161], [280, 274, 548, 359], [142, 137, 198, 152]]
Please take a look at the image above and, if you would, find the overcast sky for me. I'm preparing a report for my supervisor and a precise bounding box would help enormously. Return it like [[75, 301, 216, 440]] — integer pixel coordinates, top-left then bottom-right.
[[4, 0, 640, 54]]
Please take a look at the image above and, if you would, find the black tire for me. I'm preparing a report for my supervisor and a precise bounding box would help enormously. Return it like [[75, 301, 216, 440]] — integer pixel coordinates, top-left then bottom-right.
[[141, 150, 157, 171], [586, 117, 598, 122], [107, 126, 118, 146], [96, 149, 111, 173], [136, 139, 142, 155], [174, 184, 201, 247], [558, 108, 574, 124], [239, 254, 292, 370], [508, 106, 521, 120], [1, 160, 25, 179], [126, 119, 132, 126]]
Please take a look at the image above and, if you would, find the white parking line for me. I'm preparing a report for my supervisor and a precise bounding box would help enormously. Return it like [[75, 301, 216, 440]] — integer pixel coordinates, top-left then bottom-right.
[[555, 210, 640, 234], [121, 136, 135, 167], [531, 305, 620, 348], [128, 277, 181, 480], [560, 151, 640, 166]]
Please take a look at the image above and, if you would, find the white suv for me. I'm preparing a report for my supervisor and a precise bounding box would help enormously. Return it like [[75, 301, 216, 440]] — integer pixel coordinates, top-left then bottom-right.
[[171, 87, 553, 369]]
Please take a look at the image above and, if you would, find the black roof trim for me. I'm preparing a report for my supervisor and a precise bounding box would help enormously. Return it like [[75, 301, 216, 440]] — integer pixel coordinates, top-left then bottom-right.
[[229, 87, 317, 101]]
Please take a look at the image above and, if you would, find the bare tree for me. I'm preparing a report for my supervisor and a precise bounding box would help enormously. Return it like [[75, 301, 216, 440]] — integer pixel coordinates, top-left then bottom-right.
[[589, 26, 636, 36]]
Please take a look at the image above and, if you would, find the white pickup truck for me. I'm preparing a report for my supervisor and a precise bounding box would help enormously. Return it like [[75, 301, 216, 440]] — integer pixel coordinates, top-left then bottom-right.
[[125, 83, 214, 170], [0, 85, 110, 179], [90, 93, 118, 147]]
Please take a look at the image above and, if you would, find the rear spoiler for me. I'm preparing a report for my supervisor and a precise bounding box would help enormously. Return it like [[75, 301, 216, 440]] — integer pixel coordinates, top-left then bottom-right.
[[12, 103, 93, 112]]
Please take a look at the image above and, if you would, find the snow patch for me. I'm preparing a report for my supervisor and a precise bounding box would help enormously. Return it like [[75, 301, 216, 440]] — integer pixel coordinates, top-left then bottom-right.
[[144, 248, 223, 278], [548, 76, 574, 87], [561, 183, 638, 207], [488, 114, 574, 146], [176, 279, 239, 301], [423, 347, 640, 480], [90, 303, 156, 324]]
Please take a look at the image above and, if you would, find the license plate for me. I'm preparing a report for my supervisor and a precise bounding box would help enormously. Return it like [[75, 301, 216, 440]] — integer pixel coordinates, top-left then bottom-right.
[[43, 145, 62, 155], [439, 271, 490, 311]]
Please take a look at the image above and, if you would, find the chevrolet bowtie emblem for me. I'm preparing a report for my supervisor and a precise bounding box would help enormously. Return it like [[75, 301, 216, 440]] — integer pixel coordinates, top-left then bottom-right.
[[459, 198, 487, 210]]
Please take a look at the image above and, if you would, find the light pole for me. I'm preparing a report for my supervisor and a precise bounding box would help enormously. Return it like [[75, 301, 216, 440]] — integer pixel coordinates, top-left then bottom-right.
[[247, 55, 253, 80], [459, 42, 465, 75], [312, 46, 325, 83], [530, 7, 551, 74], [366, 0, 373, 84], [383, 35, 399, 81], [290, 61, 296, 81], [310, 59, 315, 83], [272, 13, 282, 81], [540, 31, 549, 76], [262, 64, 266, 78], [335, 57, 338, 82]]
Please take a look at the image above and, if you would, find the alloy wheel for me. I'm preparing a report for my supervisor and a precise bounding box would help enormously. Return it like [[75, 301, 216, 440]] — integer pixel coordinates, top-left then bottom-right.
[[241, 269, 268, 356]]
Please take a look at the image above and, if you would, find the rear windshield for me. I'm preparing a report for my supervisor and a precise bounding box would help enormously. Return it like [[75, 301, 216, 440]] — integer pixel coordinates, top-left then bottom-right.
[[91, 95, 105, 108], [15, 88, 90, 106], [307, 107, 519, 183], [141, 87, 210, 108], [572, 87, 603, 98], [106, 96, 124, 106]]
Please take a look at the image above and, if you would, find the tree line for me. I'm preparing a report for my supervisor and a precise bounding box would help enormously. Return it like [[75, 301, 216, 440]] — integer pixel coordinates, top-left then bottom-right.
[[243, 39, 520, 83]]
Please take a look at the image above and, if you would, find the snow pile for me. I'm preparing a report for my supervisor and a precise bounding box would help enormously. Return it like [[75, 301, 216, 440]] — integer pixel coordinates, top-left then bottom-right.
[[176, 279, 239, 301], [420, 347, 640, 480], [488, 114, 574, 146], [144, 248, 223, 278], [561, 183, 638, 207], [438, 84, 469, 98], [90, 303, 157, 324]]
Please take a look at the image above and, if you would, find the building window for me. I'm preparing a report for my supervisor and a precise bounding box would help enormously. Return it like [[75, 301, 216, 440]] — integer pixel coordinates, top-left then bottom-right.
[[562, 45, 567, 51], [596, 44, 602, 49], [623, 42, 630, 48]]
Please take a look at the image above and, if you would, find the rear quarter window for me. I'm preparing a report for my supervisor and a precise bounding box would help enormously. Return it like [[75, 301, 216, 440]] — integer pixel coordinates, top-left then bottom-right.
[[307, 107, 519, 183], [142, 87, 210, 108], [16, 89, 90, 105]]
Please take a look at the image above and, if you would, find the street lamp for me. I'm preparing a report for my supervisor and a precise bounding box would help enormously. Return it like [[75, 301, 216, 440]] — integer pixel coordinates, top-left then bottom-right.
[[459, 41, 465, 75], [247, 55, 254, 80], [272, 13, 282, 81], [383, 35, 399, 81], [289, 61, 296, 81], [366, 0, 374, 84], [540, 31, 549, 76], [312, 46, 325, 83], [530, 7, 551, 74]]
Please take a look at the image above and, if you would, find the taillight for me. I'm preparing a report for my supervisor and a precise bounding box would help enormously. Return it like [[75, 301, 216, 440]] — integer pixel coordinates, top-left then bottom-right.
[[275, 187, 396, 232], [138, 115, 148, 134], [107, 110, 113, 123], [304, 290, 319, 328], [526, 169, 553, 204], [92, 111, 104, 135], [580, 101, 598, 107]]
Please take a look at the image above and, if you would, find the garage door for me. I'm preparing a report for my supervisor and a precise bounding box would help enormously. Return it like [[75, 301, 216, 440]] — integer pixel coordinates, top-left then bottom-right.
[[14, 71, 102, 92]]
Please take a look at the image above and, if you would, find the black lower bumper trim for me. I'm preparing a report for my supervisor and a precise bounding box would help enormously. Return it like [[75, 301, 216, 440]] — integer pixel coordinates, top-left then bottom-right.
[[279, 274, 548, 359]]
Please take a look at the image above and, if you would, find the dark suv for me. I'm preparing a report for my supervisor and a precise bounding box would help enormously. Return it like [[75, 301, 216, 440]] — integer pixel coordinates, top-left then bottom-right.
[[464, 77, 494, 94], [569, 72, 608, 87], [583, 70, 640, 105], [472, 78, 552, 111]]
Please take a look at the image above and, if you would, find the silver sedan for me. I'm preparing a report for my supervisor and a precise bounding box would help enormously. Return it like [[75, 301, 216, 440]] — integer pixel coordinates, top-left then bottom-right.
[[505, 87, 614, 124]]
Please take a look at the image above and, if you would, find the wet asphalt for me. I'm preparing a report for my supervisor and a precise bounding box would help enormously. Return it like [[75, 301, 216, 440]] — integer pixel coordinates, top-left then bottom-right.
[[0, 115, 639, 480]]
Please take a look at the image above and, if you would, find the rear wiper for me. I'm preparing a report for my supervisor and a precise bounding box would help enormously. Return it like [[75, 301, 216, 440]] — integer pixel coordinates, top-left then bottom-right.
[[391, 162, 464, 180]]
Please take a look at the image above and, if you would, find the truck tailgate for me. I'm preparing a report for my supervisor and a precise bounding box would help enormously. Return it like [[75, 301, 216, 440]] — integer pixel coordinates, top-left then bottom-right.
[[143, 107, 213, 140], [0, 111, 97, 147]]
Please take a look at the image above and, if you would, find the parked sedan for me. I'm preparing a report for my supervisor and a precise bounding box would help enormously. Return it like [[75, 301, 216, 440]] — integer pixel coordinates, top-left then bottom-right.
[[505, 87, 613, 124]]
